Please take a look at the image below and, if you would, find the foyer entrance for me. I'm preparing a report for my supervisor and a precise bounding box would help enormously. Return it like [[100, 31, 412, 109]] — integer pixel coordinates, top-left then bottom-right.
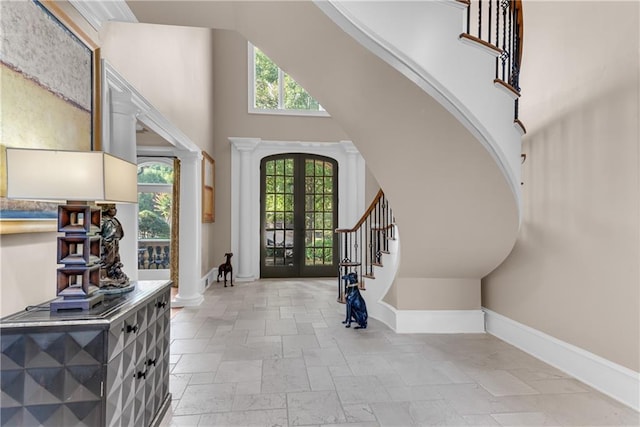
[[260, 154, 338, 278]]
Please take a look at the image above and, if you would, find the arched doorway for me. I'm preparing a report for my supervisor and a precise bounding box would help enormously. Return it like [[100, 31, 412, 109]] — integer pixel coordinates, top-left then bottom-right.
[[260, 154, 338, 277]]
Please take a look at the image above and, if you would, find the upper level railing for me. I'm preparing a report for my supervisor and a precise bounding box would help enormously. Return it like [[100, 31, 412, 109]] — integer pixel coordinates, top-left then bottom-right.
[[461, 0, 524, 124], [335, 190, 395, 303]]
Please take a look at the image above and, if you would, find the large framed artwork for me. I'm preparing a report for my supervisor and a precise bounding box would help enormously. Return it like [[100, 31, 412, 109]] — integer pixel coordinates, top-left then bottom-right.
[[202, 152, 215, 223], [0, 0, 100, 234]]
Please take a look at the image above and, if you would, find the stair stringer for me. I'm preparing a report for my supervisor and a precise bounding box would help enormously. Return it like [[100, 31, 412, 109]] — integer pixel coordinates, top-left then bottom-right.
[[123, 0, 521, 298], [314, 0, 523, 214], [363, 226, 486, 334], [360, 225, 401, 332]]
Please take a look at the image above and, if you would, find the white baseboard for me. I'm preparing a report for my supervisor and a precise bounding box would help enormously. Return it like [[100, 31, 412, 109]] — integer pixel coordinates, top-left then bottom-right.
[[368, 300, 398, 331], [484, 308, 640, 412], [201, 267, 217, 290], [394, 309, 485, 334]]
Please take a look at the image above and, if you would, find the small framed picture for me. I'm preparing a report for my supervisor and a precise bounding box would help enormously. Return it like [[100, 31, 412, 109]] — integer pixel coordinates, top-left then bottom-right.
[[202, 152, 215, 223]]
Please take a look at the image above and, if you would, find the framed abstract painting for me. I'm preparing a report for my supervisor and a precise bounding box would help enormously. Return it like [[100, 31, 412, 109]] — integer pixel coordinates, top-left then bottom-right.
[[0, 0, 100, 234]]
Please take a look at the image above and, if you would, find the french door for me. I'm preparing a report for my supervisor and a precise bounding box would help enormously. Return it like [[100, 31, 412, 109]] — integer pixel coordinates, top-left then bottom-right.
[[260, 154, 338, 278]]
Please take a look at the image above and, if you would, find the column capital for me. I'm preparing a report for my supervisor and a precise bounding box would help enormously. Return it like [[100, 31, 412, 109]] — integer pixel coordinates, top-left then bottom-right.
[[176, 150, 202, 163], [339, 140, 360, 154], [229, 137, 260, 152]]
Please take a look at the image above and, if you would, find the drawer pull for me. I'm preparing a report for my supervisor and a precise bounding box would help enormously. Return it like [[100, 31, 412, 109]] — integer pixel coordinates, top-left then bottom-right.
[[135, 369, 147, 380], [125, 324, 139, 334], [156, 301, 167, 309], [147, 357, 157, 367]]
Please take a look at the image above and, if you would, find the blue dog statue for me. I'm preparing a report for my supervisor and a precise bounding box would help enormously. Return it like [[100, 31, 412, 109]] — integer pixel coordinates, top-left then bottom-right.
[[342, 272, 368, 329]]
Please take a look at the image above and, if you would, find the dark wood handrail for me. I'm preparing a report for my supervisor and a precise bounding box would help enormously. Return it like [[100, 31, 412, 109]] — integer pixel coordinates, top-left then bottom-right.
[[334, 189, 394, 302], [335, 189, 384, 233]]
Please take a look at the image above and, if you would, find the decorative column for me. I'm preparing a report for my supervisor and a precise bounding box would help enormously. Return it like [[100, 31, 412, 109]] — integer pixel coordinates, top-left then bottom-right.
[[340, 140, 365, 227], [172, 150, 204, 307], [109, 90, 139, 283], [229, 137, 260, 281]]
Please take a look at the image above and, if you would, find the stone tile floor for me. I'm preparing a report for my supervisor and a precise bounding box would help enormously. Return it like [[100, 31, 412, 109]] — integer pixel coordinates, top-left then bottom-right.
[[159, 279, 639, 426]]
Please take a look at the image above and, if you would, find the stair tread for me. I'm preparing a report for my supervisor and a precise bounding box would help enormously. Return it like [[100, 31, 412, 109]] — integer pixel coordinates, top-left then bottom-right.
[[493, 78, 521, 99], [339, 262, 361, 267], [459, 33, 502, 56]]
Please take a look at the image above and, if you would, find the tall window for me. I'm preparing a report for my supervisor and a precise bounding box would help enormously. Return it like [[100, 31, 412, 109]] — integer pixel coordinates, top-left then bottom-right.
[[138, 161, 173, 272], [249, 44, 327, 116]]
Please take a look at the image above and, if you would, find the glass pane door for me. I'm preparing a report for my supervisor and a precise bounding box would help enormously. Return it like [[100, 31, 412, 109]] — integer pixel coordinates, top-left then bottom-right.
[[260, 154, 338, 278], [262, 157, 295, 272]]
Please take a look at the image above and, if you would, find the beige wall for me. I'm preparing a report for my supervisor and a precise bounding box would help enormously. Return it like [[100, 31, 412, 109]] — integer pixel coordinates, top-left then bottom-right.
[[101, 21, 215, 151], [0, 233, 58, 315], [364, 165, 380, 206], [483, 1, 640, 372], [101, 24, 354, 274], [209, 29, 351, 267]]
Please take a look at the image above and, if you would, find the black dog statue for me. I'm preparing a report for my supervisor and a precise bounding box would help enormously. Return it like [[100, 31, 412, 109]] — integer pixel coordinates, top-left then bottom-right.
[[217, 252, 233, 287], [342, 272, 368, 329]]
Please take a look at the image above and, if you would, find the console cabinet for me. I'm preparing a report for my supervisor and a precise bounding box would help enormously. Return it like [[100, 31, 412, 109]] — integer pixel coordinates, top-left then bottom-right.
[[0, 281, 172, 427]]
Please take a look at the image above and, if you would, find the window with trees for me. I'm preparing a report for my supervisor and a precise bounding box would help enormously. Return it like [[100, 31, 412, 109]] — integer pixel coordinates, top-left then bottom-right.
[[138, 161, 173, 271], [249, 44, 327, 116]]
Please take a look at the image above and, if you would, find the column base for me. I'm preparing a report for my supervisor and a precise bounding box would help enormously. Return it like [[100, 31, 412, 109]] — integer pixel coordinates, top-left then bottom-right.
[[234, 275, 256, 283], [171, 292, 204, 308]]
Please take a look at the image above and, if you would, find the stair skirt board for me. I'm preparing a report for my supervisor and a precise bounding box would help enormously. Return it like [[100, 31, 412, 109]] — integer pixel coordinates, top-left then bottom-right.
[[484, 308, 640, 412], [371, 307, 486, 334]]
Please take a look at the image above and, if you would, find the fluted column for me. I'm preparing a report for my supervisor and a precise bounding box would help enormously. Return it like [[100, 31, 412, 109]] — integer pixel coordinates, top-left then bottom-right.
[[109, 90, 139, 282], [229, 137, 260, 281], [173, 150, 204, 307]]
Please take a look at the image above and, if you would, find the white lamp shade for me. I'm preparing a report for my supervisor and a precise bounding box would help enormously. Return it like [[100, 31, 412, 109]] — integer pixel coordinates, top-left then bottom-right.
[[6, 148, 138, 203]]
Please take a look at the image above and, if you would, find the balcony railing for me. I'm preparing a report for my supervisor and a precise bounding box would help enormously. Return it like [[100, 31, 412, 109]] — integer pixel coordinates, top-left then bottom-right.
[[138, 239, 170, 270], [463, 0, 524, 122]]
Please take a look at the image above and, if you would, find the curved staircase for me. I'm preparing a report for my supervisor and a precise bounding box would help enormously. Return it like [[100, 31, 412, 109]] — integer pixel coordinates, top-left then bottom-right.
[[125, 0, 523, 332]]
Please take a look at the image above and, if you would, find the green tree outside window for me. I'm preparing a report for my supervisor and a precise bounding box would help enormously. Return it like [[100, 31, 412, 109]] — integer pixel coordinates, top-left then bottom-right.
[[254, 47, 323, 112]]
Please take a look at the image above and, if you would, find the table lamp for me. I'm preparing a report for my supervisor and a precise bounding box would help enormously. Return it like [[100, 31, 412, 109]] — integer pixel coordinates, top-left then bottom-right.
[[5, 148, 138, 312]]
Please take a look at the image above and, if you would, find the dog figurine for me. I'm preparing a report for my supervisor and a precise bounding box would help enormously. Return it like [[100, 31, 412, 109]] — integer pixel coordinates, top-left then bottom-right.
[[217, 252, 233, 287], [342, 272, 367, 329]]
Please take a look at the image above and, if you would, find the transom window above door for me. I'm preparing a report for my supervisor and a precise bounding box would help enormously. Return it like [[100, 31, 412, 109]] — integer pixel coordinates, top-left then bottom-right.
[[248, 43, 328, 117]]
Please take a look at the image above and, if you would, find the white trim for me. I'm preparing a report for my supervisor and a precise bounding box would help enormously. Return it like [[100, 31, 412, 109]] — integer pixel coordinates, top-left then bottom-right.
[[69, 0, 137, 31], [201, 267, 217, 290], [484, 308, 640, 412], [102, 61, 200, 155], [360, 225, 400, 332], [248, 108, 331, 118], [102, 61, 203, 307], [395, 309, 486, 334], [229, 138, 366, 281]]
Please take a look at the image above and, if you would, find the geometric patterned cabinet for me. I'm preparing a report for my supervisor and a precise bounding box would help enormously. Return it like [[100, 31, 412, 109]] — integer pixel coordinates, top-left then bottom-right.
[[0, 281, 171, 427]]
